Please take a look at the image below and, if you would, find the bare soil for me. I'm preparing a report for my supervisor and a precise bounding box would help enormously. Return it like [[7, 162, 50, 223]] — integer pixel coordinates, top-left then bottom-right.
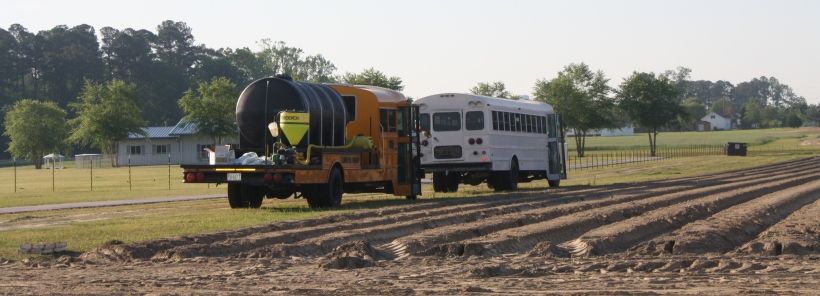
[[1, 157, 818, 295]]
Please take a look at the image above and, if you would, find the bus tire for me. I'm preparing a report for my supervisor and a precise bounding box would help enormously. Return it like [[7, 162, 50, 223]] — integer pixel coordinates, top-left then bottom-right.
[[492, 158, 519, 191], [227, 183, 243, 208], [432, 172, 448, 192], [446, 173, 460, 192], [240, 185, 265, 208], [548, 179, 560, 188]]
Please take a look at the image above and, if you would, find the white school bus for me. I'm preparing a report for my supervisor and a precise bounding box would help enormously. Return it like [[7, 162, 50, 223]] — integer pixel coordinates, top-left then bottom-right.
[[415, 93, 566, 192]]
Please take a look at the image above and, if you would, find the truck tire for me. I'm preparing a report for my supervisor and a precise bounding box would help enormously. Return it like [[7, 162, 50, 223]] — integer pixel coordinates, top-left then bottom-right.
[[241, 185, 265, 208], [227, 183, 243, 208], [305, 167, 344, 208], [548, 179, 560, 188]]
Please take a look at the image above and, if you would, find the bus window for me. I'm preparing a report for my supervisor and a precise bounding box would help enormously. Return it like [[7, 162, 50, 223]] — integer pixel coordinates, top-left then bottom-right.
[[525, 115, 532, 133], [514, 113, 521, 132], [342, 96, 356, 122], [419, 113, 431, 133], [492, 111, 499, 130], [433, 112, 461, 131], [504, 112, 511, 131], [466, 111, 484, 130]]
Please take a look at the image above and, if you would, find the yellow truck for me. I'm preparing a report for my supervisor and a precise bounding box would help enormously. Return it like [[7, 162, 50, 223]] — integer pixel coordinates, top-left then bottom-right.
[[181, 76, 422, 208]]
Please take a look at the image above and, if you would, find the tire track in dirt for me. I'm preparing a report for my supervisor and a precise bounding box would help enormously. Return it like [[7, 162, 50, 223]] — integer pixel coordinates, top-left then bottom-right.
[[567, 171, 820, 256], [436, 161, 819, 257], [735, 197, 820, 255]]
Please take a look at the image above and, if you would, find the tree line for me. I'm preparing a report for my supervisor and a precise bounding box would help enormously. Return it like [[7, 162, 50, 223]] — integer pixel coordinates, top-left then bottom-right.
[[1, 20, 403, 164], [470, 64, 820, 157]]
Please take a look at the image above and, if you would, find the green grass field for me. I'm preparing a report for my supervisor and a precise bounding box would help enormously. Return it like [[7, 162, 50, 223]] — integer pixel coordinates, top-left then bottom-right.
[[0, 164, 225, 208], [569, 127, 820, 149]]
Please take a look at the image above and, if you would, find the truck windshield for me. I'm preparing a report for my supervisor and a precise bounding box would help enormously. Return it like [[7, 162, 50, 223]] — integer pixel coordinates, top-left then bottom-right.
[[433, 112, 460, 131]]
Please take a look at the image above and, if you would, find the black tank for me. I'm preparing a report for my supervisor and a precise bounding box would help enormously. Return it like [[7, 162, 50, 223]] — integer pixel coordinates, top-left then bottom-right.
[[235, 77, 347, 151]]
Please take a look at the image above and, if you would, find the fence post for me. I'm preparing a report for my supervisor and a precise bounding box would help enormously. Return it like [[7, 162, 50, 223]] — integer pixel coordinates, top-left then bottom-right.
[[13, 158, 16, 193], [90, 158, 93, 191], [51, 158, 55, 192], [128, 155, 132, 191], [168, 153, 171, 190]]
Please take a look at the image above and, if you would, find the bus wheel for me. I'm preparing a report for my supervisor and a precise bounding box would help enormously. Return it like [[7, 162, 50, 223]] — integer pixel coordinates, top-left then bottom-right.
[[492, 158, 519, 191], [240, 185, 265, 208], [446, 173, 460, 192], [227, 183, 243, 208], [433, 172, 448, 192], [548, 179, 560, 188]]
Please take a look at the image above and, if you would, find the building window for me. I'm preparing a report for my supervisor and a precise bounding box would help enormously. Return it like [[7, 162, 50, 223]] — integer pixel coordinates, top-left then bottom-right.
[[154, 144, 169, 155], [128, 145, 142, 155]]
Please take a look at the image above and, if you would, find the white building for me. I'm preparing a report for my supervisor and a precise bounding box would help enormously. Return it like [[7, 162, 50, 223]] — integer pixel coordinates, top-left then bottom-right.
[[698, 112, 732, 131], [117, 119, 238, 166]]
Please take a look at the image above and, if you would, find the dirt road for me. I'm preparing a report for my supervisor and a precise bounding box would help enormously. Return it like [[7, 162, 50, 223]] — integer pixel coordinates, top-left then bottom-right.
[[1, 157, 818, 294]]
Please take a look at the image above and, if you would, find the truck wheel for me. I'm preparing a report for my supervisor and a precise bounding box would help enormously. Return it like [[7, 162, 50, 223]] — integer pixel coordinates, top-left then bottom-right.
[[227, 183, 243, 208], [548, 179, 560, 188], [240, 185, 265, 208], [305, 167, 344, 208], [432, 172, 448, 193]]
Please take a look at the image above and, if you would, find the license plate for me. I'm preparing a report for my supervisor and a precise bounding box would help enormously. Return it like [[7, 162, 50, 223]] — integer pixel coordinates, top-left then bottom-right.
[[227, 173, 242, 182]]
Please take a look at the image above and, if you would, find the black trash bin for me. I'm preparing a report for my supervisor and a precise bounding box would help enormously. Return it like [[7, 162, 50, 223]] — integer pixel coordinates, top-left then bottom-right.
[[726, 142, 747, 156]]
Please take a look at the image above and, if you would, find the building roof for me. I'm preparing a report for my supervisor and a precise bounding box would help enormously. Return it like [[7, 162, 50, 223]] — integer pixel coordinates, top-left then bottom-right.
[[701, 111, 728, 121], [128, 119, 199, 139]]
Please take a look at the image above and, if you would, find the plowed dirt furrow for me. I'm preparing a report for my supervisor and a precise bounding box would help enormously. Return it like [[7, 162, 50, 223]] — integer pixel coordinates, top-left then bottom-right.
[[735, 197, 820, 255], [391, 159, 820, 257], [568, 172, 820, 256], [236, 185, 673, 258], [443, 163, 819, 256], [150, 185, 647, 259], [630, 179, 820, 255]]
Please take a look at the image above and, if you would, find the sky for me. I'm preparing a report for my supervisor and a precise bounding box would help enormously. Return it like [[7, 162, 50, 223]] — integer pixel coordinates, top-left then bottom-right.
[[2, 0, 819, 104]]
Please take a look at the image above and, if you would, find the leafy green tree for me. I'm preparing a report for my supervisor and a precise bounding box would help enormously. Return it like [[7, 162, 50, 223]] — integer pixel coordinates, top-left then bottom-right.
[[710, 97, 736, 119], [617, 72, 682, 157], [680, 97, 707, 130], [341, 68, 404, 91], [806, 104, 820, 127], [257, 39, 337, 83], [178, 77, 238, 146], [742, 99, 765, 128], [534, 63, 615, 157], [3, 99, 68, 169], [470, 81, 512, 98], [69, 80, 146, 166]]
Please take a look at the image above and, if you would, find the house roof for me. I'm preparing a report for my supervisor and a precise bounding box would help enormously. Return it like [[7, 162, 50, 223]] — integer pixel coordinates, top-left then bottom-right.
[[128, 118, 199, 139], [701, 111, 728, 121]]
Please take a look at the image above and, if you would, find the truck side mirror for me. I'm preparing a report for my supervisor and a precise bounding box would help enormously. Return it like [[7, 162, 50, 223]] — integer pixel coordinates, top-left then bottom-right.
[[268, 122, 279, 138]]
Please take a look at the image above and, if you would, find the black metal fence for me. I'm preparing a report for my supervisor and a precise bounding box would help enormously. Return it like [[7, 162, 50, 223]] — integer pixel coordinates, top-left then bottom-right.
[[567, 144, 819, 171]]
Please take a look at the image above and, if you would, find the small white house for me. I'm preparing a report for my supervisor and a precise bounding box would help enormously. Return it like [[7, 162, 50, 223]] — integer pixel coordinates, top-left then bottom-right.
[[698, 112, 732, 131], [117, 119, 238, 166]]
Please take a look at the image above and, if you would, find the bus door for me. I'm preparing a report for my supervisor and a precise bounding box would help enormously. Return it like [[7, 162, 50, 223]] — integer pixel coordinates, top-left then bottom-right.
[[429, 111, 464, 162], [396, 105, 422, 196], [546, 114, 567, 180]]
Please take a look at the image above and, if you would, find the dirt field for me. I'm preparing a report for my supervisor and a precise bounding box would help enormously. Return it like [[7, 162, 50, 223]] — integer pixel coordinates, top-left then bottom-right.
[[1, 157, 818, 295]]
